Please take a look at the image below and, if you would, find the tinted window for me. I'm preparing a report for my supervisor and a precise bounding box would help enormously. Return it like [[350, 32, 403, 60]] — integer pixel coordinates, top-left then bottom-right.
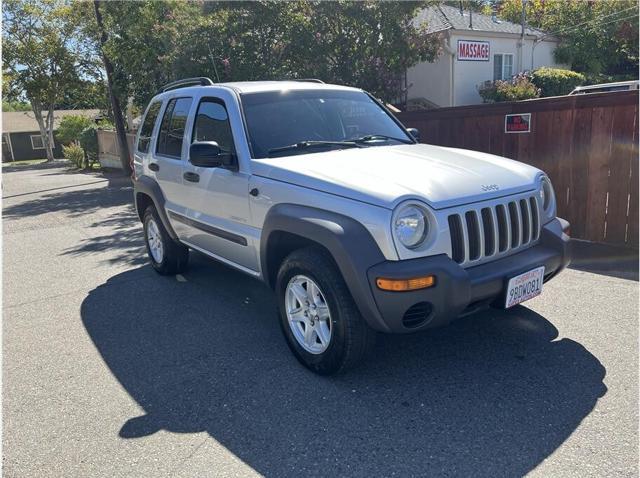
[[241, 90, 411, 158], [157, 97, 193, 158], [137, 101, 162, 153], [192, 99, 236, 153]]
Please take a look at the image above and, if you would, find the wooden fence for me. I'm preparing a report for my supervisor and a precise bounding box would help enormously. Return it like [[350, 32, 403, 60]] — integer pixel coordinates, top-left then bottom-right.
[[97, 129, 136, 169], [396, 90, 639, 247]]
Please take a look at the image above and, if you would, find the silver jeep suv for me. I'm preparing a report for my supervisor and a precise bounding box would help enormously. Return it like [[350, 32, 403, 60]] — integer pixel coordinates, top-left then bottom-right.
[[133, 78, 571, 374]]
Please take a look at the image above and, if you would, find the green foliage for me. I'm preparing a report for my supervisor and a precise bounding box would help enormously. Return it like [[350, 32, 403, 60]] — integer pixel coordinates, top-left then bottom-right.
[[96, 119, 115, 130], [2, 100, 31, 111], [56, 79, 108, 110], [75, 1, 442, 106], [62, 142, 86, 169], [56, 115, 95, 145], [493, 0, 639, 78], [3, 0, 96, 161], [79, 126, 99, 167], [529, 67, 586, 97], [478, 74, 541, 103]]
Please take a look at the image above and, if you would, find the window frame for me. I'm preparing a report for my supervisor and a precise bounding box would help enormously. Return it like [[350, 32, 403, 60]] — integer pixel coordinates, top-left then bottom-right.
[[155, 96, 193, 160], [191, 96, 237, 155], [137, 100, 162, 154], [30, 134, 45, 150], [493, 53, 515, 81]]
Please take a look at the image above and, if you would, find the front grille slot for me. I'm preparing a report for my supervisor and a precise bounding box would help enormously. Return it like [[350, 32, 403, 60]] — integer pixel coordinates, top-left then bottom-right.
[[508, 201, 520, 248], [496, 204, 509, 252], [481, 207, 495, 256], [447, 193, 541, 267], [520, 199, 531, 244], [448, 214, 465, 263], [465, 211, 481, 261], [529, 197, 540, 241]]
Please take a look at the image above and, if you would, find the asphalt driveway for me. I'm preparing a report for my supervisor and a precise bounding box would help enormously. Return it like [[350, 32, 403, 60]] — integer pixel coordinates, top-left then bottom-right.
[[3, 164, 638, 477]]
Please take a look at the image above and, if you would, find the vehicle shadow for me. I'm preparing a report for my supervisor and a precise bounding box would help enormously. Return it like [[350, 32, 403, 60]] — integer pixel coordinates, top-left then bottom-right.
[[81, 255, 607, 477]]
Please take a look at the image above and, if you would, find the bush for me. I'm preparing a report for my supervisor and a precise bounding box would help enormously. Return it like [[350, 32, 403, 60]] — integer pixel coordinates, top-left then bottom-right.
[[478, 74, 541, 103], [79, 126, 99, 168], [529, 67, 586, 97], [62, 142, 86, 169], [56, 115, 94, 145]]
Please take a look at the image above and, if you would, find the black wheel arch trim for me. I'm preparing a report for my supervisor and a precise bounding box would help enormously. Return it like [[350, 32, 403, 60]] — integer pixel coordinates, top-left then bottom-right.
[[133, 175, 178, 240], [261, 203, 390, 332]]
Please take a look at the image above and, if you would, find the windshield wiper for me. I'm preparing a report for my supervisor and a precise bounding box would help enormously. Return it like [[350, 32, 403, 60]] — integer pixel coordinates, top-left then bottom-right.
[[268, 140, 361, 156], [352, 134, 413, 145]]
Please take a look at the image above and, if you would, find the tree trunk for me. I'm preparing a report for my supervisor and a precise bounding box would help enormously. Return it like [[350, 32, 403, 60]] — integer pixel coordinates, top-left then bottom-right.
[[94, 0, 131, 175], [30, 98, 55, 162]]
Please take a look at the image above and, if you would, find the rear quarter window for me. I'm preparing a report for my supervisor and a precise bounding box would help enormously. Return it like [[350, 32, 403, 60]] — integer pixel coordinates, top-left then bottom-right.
[[137, 101, 162, 153]]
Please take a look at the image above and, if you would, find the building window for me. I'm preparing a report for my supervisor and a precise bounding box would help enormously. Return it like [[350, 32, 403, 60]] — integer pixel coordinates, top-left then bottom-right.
[[493, 54, 514, 81], [30, 135, 45, 150]]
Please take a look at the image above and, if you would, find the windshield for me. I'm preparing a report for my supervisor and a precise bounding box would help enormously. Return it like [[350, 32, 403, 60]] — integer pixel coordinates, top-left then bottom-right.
[[240, 89, 413, 158]]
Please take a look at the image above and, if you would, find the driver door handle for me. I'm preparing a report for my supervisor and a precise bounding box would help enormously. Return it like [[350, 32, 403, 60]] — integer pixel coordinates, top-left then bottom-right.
[[183, 171, 200, 183]]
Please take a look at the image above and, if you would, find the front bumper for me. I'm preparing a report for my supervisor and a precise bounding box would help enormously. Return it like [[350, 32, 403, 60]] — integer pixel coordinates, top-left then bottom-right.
[[363, 217, 571, 333]]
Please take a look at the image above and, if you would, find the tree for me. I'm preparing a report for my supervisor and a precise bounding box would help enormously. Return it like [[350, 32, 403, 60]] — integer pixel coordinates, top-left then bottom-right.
[[492, 0, 639, 79], [93, 0, 131, 174], [3, 0, 89, 162], [55, 115, 95, 145], [74, 1, 443, 110]]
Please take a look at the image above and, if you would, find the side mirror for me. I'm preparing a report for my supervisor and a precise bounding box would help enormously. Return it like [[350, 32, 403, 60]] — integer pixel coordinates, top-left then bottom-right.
[[407, 128, 420, 142], [189, 141, 236, 168]]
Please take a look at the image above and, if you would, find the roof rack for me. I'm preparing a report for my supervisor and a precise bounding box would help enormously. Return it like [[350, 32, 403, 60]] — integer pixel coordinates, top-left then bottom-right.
[[160, 77, 215, 93], [291, 79, 325, 84]]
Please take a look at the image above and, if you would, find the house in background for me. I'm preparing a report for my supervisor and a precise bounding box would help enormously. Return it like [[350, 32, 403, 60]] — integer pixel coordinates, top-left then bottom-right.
[[406, 4, 565, 108], [2, 109, 100, 162]]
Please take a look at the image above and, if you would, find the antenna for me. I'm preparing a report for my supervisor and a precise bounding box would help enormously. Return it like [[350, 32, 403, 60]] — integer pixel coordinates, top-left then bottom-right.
[[207, 43, 221, 83]]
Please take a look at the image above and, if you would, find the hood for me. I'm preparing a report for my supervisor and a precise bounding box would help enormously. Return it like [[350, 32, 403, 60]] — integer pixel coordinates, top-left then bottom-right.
[[251, 143, 542, 210]]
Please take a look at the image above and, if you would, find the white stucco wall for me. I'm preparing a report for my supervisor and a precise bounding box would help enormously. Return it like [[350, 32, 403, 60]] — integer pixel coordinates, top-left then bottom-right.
[[406, 50, 451, 107], [407, 31, 564, 107]]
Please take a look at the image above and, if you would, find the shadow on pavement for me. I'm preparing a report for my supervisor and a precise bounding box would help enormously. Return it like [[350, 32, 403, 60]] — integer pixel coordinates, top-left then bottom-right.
[[569, 240, 639, 281], [81, 255, 607, 477]]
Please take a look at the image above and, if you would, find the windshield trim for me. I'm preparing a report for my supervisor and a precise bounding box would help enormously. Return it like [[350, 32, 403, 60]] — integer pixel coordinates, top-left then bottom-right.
[[238, 88, 416, 159]]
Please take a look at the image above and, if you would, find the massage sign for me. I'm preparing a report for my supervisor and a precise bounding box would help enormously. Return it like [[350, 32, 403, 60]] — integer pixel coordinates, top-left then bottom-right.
[[457, 40, 490, 61]]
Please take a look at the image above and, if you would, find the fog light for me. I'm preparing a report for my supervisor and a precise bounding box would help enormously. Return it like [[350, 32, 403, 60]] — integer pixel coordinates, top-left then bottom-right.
[[376, 275, 435, 292]]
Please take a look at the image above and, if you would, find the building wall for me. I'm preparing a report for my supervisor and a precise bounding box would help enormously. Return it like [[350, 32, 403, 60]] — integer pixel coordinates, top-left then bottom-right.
[[7, 131, 63, 161], [407, 31, 564, 107], [406, 50, 451, 108]]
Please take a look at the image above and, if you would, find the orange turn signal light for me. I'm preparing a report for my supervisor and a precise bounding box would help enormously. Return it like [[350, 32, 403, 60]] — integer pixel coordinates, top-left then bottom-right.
[[376, 275, 436, 292]]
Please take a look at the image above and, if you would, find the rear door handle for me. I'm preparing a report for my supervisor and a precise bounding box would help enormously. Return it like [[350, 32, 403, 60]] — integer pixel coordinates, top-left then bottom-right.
[[148, 163, 159, 172], [183, 172, 200, 183]]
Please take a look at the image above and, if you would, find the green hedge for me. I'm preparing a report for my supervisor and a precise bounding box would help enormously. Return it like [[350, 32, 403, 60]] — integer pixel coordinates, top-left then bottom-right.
[[529, 67, 586, 97], [478, 74, 541, 103]]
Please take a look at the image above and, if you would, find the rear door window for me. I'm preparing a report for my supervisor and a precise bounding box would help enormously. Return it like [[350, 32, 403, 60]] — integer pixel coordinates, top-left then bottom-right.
[[137, 101, 162, 153], [156, 97, 193, 158]]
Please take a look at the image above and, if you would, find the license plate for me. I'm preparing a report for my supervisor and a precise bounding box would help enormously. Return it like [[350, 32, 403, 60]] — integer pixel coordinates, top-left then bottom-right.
[[505, 266, 545, 308]]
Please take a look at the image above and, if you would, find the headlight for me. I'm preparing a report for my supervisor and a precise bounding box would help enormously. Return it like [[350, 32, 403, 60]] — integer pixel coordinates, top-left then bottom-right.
[[539, 176, 556, 220], [393, 205, 428, 249]]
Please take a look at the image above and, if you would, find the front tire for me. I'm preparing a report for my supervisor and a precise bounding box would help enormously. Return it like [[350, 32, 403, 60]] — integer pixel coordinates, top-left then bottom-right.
[[143, 205, 189, 275], [276, 247, 376, 375]]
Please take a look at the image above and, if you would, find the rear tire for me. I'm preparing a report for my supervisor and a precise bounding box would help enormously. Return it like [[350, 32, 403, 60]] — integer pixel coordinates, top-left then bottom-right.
[[276, 247, 376, 375], [143, 205, 189, 275]]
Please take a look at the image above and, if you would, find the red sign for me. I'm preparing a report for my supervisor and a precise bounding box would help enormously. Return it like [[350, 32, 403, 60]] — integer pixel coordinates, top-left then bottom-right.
[[505, 113, 532, 133], [457, 40, 490, 61]]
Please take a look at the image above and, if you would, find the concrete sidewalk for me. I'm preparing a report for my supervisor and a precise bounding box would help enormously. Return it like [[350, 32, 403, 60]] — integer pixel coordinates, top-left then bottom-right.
[[3, 165, 638, 477]]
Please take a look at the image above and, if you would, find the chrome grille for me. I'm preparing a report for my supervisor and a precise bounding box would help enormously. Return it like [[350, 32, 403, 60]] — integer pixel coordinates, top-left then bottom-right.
[[448, 195, 541, 267]]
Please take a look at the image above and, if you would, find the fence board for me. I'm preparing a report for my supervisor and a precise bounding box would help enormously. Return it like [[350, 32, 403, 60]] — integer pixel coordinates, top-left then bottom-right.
[[585, 107, 614, 242], [606, 104, 637, 244], [397, 90, 639, 247]]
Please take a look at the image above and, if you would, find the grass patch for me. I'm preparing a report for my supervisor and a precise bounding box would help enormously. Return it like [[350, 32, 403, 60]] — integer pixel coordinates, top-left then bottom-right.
[[4, 159, 49, 167]]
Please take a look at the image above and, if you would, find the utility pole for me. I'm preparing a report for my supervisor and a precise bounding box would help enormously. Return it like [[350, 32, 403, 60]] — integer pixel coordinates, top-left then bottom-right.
[[519, 0, 528, 72]]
